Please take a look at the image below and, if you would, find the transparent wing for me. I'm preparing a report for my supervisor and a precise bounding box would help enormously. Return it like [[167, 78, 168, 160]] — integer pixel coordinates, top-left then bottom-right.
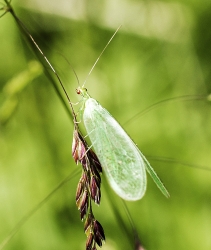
[[139, 151, 170, 198], [83, 98, 147, 201]]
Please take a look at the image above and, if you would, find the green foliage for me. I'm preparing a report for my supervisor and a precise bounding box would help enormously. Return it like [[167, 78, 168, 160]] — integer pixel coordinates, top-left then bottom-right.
[[0, 1, 211, 250]]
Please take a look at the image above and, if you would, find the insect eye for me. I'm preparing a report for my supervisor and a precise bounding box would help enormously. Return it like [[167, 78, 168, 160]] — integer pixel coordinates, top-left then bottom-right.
[[76, 88, 81, 95]]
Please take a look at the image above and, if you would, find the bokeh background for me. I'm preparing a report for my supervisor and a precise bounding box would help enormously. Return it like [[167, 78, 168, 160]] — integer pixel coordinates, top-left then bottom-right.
[[0, 0, 211, 249]]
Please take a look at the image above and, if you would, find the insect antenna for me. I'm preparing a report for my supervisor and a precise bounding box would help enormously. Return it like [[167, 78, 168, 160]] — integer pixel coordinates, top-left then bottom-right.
[[82, 25, 122, 88], [4, 0, 78, 123]]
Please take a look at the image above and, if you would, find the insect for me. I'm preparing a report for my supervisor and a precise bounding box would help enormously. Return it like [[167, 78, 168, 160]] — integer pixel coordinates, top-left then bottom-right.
[[1, 2, 211, 250], [76, 87, 169, 200]]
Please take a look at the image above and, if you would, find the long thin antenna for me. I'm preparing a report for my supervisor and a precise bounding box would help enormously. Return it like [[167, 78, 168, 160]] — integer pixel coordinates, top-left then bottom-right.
[[82, 25, 122, 88], [4, 0, 77, 122]]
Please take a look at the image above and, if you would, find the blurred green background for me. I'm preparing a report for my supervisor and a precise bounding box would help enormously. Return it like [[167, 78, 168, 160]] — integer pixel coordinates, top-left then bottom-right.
[[0, 0, 211, 249]]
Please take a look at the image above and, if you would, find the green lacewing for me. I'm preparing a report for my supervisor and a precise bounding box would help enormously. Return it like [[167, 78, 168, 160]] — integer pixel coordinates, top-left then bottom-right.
[[76, 87, 169, 201]]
